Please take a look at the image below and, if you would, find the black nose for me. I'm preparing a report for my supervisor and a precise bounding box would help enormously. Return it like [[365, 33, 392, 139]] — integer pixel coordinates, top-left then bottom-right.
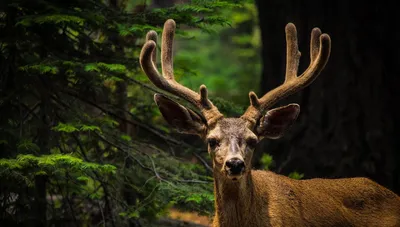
[[225, 158, 245, 175]]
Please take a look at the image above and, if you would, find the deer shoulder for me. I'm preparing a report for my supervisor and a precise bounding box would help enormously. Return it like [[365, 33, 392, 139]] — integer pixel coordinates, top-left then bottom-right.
[[259, 172, 400, 226]]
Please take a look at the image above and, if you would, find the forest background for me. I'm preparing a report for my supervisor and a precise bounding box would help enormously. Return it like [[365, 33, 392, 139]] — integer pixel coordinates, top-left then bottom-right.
[[1, 0, 399, 226]]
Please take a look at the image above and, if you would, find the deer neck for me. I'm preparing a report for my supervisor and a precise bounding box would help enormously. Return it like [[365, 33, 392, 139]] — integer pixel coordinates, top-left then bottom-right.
[[213, 171, 255, 226]]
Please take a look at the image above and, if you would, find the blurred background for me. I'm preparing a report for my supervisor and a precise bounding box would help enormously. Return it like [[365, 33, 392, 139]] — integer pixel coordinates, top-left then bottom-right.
[[0, 0, 399, 226]]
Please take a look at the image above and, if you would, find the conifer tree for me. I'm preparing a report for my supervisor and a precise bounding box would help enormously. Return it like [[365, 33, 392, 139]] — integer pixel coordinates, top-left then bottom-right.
[[0, 0, 245, 225]]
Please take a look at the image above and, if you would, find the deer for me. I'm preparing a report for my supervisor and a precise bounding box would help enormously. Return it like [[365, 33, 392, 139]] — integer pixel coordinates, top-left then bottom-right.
[[139, 19, 400, 227]]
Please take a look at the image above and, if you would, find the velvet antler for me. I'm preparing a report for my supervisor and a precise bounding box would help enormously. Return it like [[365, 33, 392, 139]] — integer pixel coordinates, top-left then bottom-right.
[[241, 23, 331, 128], [140, 19, 223, 126]]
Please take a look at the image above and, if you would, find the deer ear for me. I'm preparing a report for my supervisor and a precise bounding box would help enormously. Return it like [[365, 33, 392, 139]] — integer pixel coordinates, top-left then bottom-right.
[[255, 104, 300, 139], [154, 94, 207, 136]]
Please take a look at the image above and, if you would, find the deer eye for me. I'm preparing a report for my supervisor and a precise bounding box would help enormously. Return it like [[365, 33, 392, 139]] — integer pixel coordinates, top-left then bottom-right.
[[246, 138, 258, 149], [207, 138, 219, 149]]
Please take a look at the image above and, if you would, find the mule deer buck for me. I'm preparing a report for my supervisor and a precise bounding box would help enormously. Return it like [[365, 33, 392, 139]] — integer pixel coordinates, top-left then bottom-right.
[[140, 19, 400, 227]]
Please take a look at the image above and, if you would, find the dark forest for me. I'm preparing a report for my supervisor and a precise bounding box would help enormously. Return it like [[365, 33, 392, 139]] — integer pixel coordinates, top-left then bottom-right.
[[0, 0, 399, 226]]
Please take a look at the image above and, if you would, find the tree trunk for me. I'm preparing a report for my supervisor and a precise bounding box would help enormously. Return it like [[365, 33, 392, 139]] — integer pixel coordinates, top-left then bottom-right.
[[35, 79, 50, 227], [255, 0, 400, 194], [108, 1, 138, 226]]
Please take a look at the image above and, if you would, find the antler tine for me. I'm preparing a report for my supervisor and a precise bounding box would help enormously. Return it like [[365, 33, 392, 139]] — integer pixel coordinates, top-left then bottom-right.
[[285, 23, 301, 82], [310, 27, 322, 62], [146, 30, 158, 65], [140, 19, 223, 126], [161, 20, 175, 80], [241, 23, 331, 128]]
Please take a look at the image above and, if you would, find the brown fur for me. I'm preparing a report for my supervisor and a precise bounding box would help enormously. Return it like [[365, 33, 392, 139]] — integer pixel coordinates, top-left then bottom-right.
[[208, 119, 400, 227], [212, 170, 400, 227]]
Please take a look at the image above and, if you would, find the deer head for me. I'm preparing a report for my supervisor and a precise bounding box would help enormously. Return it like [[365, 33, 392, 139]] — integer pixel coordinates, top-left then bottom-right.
[[140, 19, 331, 182]]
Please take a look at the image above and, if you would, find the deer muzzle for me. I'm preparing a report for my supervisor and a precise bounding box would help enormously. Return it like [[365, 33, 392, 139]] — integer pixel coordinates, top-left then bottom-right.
[[225, 158, 245, 178]]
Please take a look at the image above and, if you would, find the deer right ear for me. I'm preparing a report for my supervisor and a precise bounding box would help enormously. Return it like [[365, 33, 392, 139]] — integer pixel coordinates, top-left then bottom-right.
[[154, 94, 207, 136], [255, 104, 300, 139]]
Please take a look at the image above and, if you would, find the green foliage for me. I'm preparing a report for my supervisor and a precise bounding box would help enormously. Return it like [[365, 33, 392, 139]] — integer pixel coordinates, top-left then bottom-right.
[[17, 15, 85, 26], [19, 64, 59, 74], [52, 122, 101, 133], [0, 154, 116, 177], [0, 0, 253, 225], [175, 2, 261, 108], [260, 153, 274, 170], [288, 171, 304, 180], [84, 63, 127, 73], [17, 139, 40, 152], [260, 154, 304, 179]]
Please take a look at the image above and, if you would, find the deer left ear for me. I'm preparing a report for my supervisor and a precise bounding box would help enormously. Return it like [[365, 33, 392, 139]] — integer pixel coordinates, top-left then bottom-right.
[[255, 104, 300, 139], [154, 94, 207, 136]]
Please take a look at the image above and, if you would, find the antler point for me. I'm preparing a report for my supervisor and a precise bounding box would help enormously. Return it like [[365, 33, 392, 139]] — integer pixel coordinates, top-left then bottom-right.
[[285, 23, 297, 32], [165, 19, 176, 29], [286, 22, 295, 28], [312, 27, 322, 36], [140, 40, 156, 61], [320, 34, 331, 42], [200, 85, 208, 98], [146, 30, 158, 41], [146, 40, 156, 47], [249, 91, 260, 107]]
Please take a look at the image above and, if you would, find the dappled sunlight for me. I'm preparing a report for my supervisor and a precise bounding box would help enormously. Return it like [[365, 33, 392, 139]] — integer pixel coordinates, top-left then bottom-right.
[[168, 208, 212, 226]]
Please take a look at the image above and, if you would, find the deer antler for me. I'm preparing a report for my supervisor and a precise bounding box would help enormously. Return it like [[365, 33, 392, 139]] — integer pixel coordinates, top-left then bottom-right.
[[241, 23, 331, 128], [140, 19, 223, 126]]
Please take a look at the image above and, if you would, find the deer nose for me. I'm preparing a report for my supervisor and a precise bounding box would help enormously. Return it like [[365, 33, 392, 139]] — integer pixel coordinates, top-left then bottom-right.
[[225, 158, 245, 175]]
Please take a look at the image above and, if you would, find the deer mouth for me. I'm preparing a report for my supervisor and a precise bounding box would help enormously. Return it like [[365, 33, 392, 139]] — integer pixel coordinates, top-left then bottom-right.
[[226, 171, 245, 181], [228, 176, 241, 181]]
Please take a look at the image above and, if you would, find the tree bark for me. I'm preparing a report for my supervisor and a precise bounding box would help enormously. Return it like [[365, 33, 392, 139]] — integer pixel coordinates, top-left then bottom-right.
[[35, 77, 50, 227], [108, 1, 138, 226], [255, 0, 400, 194]]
